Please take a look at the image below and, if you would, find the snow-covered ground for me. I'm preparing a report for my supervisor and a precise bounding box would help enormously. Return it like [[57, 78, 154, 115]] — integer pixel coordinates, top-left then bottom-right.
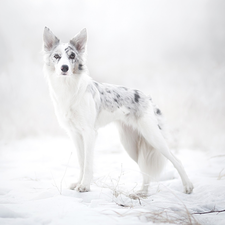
[[0, 124, 225, 225]]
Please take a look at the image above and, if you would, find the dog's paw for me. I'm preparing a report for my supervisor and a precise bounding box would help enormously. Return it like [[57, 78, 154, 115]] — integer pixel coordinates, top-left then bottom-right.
[[75, 184, 90, 192], [69, 182, 81, 190], [184, 181, 194, 194]]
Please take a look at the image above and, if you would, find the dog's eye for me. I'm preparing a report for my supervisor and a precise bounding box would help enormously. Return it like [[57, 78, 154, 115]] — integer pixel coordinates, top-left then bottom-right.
[[69, 53, 75, 59], [54, 54, 61, 59]]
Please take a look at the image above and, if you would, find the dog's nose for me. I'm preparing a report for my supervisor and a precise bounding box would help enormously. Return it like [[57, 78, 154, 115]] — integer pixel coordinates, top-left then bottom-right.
[[61, 65, 69, 73]]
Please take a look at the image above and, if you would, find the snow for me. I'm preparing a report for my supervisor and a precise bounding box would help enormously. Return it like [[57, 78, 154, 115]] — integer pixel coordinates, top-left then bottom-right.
[[0, 124, 224, 225]]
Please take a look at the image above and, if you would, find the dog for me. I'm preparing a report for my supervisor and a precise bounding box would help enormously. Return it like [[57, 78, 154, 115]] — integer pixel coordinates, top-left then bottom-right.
[[43, 27, 194, 197]]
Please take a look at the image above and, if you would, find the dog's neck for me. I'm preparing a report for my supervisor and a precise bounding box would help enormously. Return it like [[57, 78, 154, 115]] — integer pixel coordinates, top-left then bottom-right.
[[46, 70, 91, 108]]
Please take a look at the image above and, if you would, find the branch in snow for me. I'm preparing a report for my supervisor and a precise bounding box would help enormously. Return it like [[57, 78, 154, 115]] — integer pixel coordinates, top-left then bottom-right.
[[218, 168, 225, 180], [192, 209, 225, 215]]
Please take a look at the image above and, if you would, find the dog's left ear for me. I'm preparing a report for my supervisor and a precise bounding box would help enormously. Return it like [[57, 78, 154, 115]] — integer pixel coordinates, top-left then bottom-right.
[[70, 28, 87, 54]]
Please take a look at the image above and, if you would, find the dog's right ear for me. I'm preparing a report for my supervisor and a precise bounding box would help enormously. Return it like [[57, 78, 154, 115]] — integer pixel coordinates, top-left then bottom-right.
[[43, 27, 60, 52], [70, 28, 87, 54]]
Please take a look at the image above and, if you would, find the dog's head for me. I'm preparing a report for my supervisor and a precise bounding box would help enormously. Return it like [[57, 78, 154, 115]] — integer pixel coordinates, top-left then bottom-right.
[[43, 27, 87, 77]]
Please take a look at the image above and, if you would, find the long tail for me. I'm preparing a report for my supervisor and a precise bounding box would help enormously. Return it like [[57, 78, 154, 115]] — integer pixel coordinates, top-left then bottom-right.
[[137, 134, 166, 180], [117, 122, 166, 181]]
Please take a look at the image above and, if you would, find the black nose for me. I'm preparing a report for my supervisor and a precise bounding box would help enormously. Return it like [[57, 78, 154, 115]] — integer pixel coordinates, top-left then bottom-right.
[[61, 65, 69, 72]]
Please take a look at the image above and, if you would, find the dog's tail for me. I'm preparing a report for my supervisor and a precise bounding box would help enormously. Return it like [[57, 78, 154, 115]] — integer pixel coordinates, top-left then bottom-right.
[[117, 122, 166, 182], [137, 134, 166, 180]]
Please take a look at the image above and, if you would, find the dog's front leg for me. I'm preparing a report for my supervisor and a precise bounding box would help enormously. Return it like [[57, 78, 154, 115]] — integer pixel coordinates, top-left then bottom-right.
[[69, 132, 85, 190], [76, 128, 97, 192]]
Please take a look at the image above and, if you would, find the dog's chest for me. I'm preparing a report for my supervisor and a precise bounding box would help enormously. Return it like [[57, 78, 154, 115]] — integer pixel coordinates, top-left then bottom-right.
[[54, 100, 87, 132], [50, 87, 85, 129]]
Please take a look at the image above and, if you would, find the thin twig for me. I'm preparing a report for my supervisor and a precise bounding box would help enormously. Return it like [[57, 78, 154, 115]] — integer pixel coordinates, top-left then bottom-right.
[[218, 168, 225, 180], [208, 155, 225, 159], [50, 172, 60, 193], [192, 209, 225, 215]]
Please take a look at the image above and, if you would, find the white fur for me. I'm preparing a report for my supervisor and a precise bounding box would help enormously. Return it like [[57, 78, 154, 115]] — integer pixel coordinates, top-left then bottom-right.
[[43, 27, 194, 196]]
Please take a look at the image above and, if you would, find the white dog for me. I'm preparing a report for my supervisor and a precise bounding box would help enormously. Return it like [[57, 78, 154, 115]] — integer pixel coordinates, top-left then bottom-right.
[[43, 27, 193, 197]]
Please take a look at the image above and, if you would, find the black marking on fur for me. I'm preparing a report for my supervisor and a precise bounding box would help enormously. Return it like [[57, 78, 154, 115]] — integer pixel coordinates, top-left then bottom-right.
[[156, 108, 161, 115], [79, 64, 83, 70], [114, 98, 118, 103], [65, 46, 73, 53], [158, 125, 162, 130], [134, 90, 140, 103]]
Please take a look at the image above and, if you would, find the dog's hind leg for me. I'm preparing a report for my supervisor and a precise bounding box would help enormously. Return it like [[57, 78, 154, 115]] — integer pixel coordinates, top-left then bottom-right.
[[138, 112, 194, 194]]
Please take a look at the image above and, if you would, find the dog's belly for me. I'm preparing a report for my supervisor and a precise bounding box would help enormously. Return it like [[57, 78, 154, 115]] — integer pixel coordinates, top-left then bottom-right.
[[95, 106, 130, 129]]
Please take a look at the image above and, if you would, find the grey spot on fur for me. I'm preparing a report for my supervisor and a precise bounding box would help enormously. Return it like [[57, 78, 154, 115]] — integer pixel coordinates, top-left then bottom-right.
[[134, 90, 140, 103], [156, 109, 162, 115], [156, 108, 161, 115], [79, 64, 83, 70], [119, 86, 128, 91]]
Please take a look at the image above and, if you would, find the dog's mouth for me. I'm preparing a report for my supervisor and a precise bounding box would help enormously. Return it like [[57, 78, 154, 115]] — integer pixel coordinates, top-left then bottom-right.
[[56, 72, 70, 77]]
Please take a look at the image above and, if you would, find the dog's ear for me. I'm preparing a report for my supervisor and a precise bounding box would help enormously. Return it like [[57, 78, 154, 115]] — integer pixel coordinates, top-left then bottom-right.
[[70, 28, 87, 54], [43, 27, 60, 52]]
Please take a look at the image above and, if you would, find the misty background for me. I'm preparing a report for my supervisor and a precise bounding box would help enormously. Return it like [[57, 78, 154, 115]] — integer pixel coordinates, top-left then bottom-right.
[[0, 0, 224, 152]]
